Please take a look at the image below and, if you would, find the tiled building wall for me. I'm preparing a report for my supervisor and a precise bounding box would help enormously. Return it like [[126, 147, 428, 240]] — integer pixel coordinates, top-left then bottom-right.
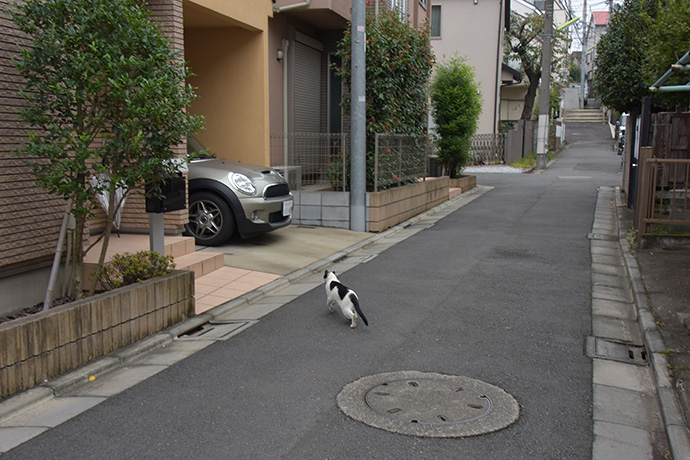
[[0, 0, 189, 273], [0, 0, 65, 271]]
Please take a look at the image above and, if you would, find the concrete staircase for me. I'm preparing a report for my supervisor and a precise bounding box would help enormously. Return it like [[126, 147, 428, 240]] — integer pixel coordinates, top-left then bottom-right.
[[83, 234, 224, 283], [563, 108, 606, 123]]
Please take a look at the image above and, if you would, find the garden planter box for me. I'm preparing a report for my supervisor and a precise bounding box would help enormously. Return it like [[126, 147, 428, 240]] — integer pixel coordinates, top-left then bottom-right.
[[368, 177, 450, 232], [449, 175, 476, 192], [0, 270, 194, 400]]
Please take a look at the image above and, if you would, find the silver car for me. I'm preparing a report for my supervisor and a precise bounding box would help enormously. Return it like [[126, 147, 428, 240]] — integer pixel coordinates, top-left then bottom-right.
[[186, 158, 293, 246]]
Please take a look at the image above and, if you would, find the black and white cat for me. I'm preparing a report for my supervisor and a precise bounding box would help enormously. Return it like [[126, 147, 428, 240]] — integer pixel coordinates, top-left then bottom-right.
[[324, 270, 368, 328]]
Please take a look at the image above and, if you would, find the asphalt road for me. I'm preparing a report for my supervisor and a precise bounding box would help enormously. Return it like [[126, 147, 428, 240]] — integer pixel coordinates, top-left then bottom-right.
[[3, 122, 622, 459]]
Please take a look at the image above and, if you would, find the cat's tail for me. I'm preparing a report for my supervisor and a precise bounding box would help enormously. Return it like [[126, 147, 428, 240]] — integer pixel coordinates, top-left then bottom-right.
[[352, 296, 368, 326]]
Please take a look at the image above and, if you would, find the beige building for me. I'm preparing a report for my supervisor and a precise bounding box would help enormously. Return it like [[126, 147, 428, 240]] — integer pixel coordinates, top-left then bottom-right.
[[429, 0, 509, 134]]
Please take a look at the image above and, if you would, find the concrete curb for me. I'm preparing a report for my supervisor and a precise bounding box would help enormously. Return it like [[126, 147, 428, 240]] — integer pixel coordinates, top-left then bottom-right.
[[615, 187, 690, 459]]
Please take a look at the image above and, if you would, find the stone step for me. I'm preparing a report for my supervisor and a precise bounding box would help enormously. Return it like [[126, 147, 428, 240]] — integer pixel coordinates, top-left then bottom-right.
[[173, 251, 225, 279], [563, 109, 606, 123], [83, 234, 222, 284]]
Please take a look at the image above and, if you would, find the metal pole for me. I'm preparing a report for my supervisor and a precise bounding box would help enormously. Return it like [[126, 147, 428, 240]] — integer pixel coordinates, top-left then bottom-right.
[[580, 0, 587, 108], [350, 0, 366, 231], [536, 0, 553, 170], [149, 213, 165, 256]]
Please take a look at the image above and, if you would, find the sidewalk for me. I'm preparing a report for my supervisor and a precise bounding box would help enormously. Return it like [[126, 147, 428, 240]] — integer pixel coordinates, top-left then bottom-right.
[[616, 199, 690, 458]]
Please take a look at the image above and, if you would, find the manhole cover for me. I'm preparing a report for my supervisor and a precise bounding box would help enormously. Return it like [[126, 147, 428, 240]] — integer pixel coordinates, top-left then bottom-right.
[[337, 371, 519, 438]]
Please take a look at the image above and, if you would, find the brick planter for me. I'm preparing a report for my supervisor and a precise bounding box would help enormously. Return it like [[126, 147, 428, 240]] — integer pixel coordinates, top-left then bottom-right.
[[368, 177, 450, 232], [449, 175, 476, 192], [0, 270, 195, 400]]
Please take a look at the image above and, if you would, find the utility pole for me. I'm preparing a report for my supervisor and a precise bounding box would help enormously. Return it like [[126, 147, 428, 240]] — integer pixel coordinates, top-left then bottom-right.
[[536, 0, 553, 170], [350, 0, 366, 232], [580, 0, 587, 108]]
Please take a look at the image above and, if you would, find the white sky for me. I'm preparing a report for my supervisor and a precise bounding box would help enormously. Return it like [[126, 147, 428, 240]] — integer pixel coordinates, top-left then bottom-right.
[[567, 0, 622, 51]]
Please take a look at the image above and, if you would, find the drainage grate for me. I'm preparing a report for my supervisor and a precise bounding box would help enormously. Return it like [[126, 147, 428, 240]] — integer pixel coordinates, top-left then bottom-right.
[[177, 320, 256, 341], [586, 337, 648, 366], [337, 371, 520, 438]]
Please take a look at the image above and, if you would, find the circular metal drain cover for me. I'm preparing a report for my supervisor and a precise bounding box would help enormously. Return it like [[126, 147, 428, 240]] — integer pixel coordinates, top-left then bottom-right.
[[337, 371, 520, 438]]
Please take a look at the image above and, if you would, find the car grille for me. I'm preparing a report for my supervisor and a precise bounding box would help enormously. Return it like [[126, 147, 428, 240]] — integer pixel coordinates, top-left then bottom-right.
[[269, 210, 290, 224], [263, 183, 290, 198]]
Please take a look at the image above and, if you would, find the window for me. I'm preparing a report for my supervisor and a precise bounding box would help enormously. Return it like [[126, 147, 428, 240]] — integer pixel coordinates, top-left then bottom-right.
[[391, 0, 408, 19], [419, 0, 427, 8], [431, 5, 441, 38]]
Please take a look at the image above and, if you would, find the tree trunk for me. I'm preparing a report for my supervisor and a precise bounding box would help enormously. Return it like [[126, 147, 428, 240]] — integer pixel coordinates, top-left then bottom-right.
[[70, 211, 85, 299], [521, 69, 540, 120], [88, 186, 121, 297]]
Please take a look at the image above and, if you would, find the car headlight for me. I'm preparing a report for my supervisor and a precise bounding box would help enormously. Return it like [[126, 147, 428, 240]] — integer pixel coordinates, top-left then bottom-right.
[[229, 172, 256, 195]]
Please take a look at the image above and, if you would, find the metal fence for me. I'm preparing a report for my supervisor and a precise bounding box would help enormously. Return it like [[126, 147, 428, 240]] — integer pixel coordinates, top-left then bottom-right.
[[636, 156, 690, 234], [270, 132, 430, 192], [270, 133, 348, 191], [374, 134, 430, 192], [469, 133, 506, 165]]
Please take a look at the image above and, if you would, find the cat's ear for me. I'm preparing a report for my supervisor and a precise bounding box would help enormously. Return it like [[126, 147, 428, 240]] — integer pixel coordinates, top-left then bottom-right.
[[323, 270, 329, 278]]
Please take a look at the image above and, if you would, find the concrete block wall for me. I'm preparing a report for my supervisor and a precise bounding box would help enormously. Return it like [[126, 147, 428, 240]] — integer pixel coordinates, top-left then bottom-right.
[[292, 177, 451, 233], [292, 191, 351, 229], [0, 270, 194, 400]]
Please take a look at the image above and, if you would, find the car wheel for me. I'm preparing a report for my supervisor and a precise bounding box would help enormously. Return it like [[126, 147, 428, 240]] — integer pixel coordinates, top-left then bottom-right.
[[186, 191, 235, 246]]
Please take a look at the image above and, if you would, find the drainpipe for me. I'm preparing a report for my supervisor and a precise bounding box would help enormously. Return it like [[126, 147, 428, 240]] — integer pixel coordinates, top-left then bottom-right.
[[274, 0, 311, 14], [281, 38, 290, 184]]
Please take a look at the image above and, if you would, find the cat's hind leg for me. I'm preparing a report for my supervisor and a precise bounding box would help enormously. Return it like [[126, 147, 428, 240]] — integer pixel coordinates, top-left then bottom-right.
[[349, 312, 357, 328]]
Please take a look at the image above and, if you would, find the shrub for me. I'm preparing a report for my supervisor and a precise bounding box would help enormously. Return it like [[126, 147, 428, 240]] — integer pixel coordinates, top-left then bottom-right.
[[334, 6, 434, 190], [99, 251, 176, 291], [430, 57, 482, 177]]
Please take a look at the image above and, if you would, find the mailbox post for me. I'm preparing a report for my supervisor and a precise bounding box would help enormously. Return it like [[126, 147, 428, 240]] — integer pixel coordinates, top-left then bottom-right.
[[145, 174, 186, 255]]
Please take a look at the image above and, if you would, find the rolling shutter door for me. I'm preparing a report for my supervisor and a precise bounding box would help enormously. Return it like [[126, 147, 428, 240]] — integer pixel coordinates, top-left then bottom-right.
[[293, 39, 322, 133]]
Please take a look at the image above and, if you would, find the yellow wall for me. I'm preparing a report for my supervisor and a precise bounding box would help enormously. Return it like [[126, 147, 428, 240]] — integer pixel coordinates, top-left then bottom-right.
[[185, 1, 272, 166], [188, 0, 272, 31]]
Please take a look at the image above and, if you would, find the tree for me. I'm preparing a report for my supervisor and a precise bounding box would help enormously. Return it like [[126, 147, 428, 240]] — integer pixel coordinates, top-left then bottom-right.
[[505, 11, 568, 120], [593, 0, 657, 113], [430, 57, 482, 177], [643, 0, 690, 110], [10, 0, 204, 299], [334, 6, 434, 189]]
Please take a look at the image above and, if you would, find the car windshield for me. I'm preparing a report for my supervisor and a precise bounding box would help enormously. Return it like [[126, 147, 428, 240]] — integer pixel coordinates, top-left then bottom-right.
[[187, 136, 213, 159]]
